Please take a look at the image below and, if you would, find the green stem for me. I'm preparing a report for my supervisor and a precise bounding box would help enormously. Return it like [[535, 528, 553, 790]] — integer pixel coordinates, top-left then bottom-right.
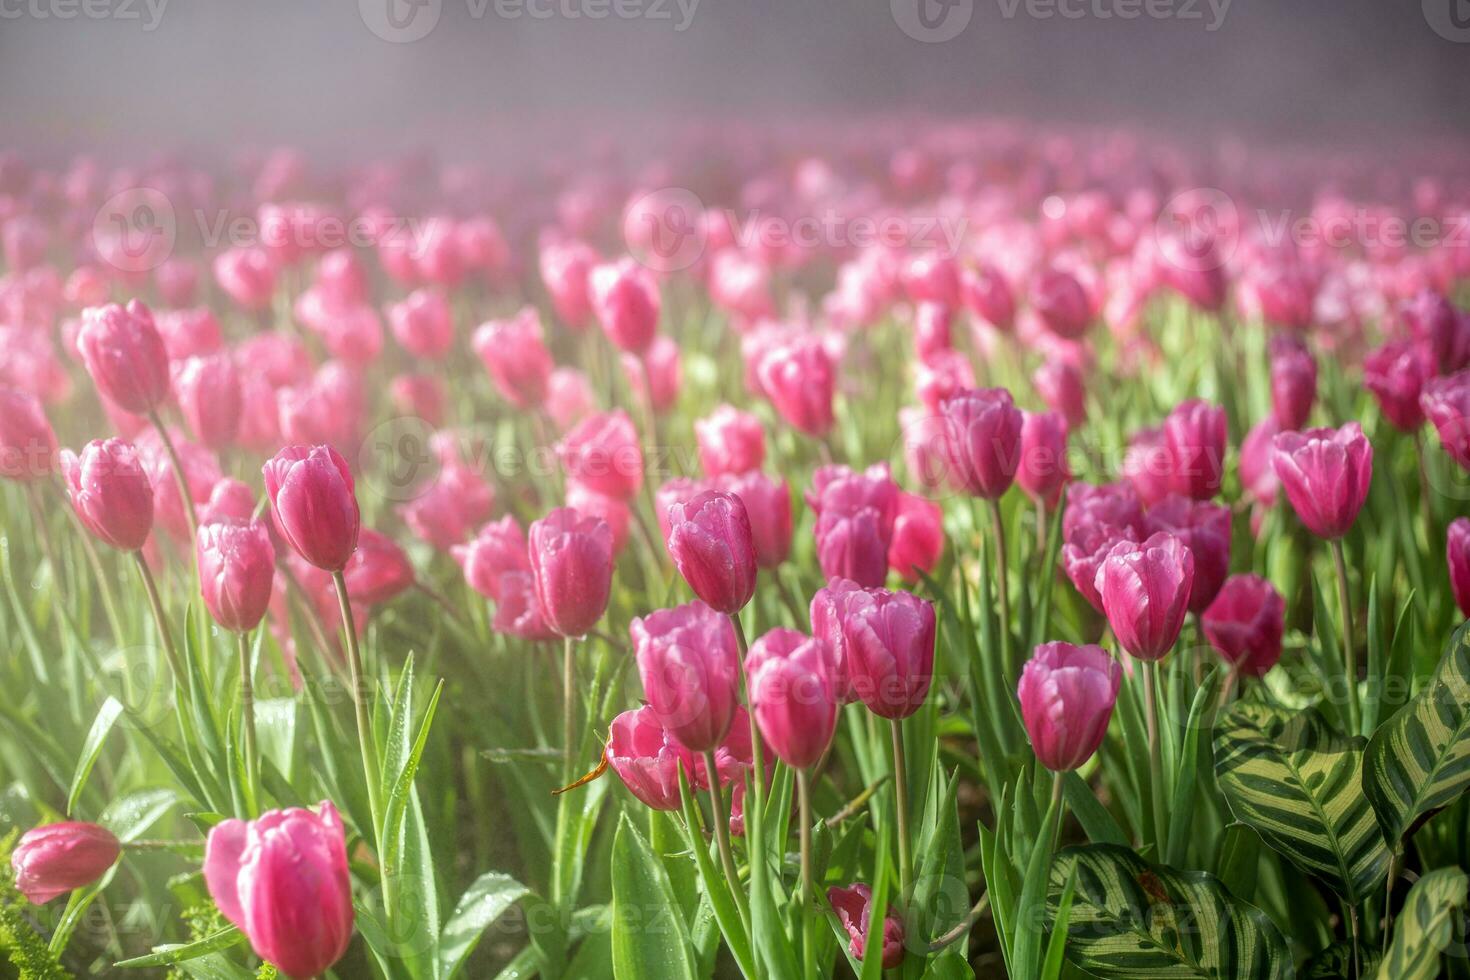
[[237, 630, 259, 817], [1331, 539, 1361, 736], [64, 497, 125, 642], [987, 496, 1013, 679], [131, 551, 185, 689], [703, 749, 742, 894], [797, 767, 816, 979], [563, 635, 578, 780], [23, 482, 60, 578], [145, 410, 199, 539], [333, 570, 383, 842], [1143, 660, 1167, 854], [890, 718, 913, 900]]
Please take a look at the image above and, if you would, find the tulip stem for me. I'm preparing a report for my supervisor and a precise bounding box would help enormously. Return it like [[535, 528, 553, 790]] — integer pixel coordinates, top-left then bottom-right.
[[332, 571, 383, 846], [132, 551, 186, 691], [563, 635, 578, 779], [890, 718, 913, 900], [987, 497, 1013, 678], [797, 767, 817, 979], [237, 630, 259, 817], [23, 482, 60, 580], [1331, 539, 1360, 736], [1143, 661, 1167, 854], [145, 410, 199, 540], [702, 749, 742, 894]]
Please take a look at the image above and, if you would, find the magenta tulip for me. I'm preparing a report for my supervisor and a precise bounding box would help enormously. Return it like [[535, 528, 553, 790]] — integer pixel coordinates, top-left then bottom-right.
[[745, 627, 839, 769], [1163, 399, 1226, 500], [1403, 289, 1467, 375], [1145, 495, 1231, 614], [528, 507, 613, 638], [197, 519, 275, 632], [472, 307, 554, 409], [605, 705, 698, 811], [1016, 410, 1069, 507], [558, 410, 644, 501], [1122, 426, 1171, 508], [341, 529, 414, 606], [77, 301, 171, 414], [1018, 642, 1121, 771], [492, 570, 557, 642], [204, 802, 353, 980], [757, 337, 836, 437], [262, 445, 360, 572], [1033, 359, 1087, 429], [1271, 422, 1373, 539], [939, 387, 1023, 499], [60, 439, 153, 551], [962, 263, 1016, 332], [1031, 266, 1092, 339], [829, 883, 904, 969], [913, 301, 953, 361], [1450, 519, 1470, 619], [388, 288, 454, 360], [453, 516, 529, 601], [1063, 481, 1145, 544], [0, 386, 57, 481], [1095, 531, 1195, 661], [1269, 337, 1317, 430], [888, 492, 944, 584], [590, 258, 660, 354], [696, 405, 766, 477], [1423, 371, 1470, 470], [1202, 574, 1285, 677], [632, 600, 741, 752], [809, 464, 900, 589], [11, 822, 119, 904], [1363, 340, 1430, 433], [838, 586, 936, 719], [716, 470, 792, 569], [1239, 416, 1281, 507], [664, 489, 758, 614]]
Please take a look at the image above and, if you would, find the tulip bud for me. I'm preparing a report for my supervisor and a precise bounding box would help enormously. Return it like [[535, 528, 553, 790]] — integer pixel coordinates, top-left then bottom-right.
[[154, 308, 223, 361], [623, 335, 681, 415], [1122, 426, 1170, 507], [1033, 358, 1087, 429], [590, 258, 660, 354], [558, 410, 644, 501], [473, 307, 554, 409], [1202, 574, 1285, 677], [155, 258, 200, 308], [60, 439, 153, 551], [174, 354, 242, 450], [633, 600, 741, 752], [1162, 399, 1227, 500], [828, 883, 904, 969], [1145, 495, 1231, 614], [213, 247, 277, 312], [809, 464, 900, 589], [1018, 642, 1121, 771], [0, 386, 57, 481], [547, 368, 596, 432], [940, 387, 1023, 500], [77, 301, 171, 414], [914, 350, 975, 415], [716, 470, 792, 569], [565, 479, 631, 555], [390, 373, 447, 428], [452, 516, 529, 601], [1269, 337, 1317, 430], [1270, 422, 1373, 539], [197, 519, 275, 632], [745, 627, 838, 769], [1422, 371, 1470, 470], [900, 252, 960, 308], [262, 445, 361, 572], [11, 822, 119, 904], [913, 302, 953, 360], [1095, 531, 1195, 661], [605, 705, 698, 810], [962, 263, 1016, 332], [665, 489, 758, 614], [539, 238, 598, 331], [1239, 417, 1281, 506], [1031, 266, 1092, 339], [1016, 410, 1069, 507], [888, 492, 944, 583], [1403, 289, 1467, 375], [757, 338, 836, 438], [1449, 519, 1470, 619], [204, 802, 353, 980], [528, 507, 613, 638], [493, 570, 557, 641], [696, 405, 766, 477], [1363, 340, 1430, 433], [836, 586, 936, 719], [342, 529, 414, 606], [389, 288, 454, 360]]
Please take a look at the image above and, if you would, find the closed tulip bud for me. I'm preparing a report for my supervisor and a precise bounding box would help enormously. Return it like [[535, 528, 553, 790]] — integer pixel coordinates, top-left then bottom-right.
[[204, 802, 353, 980], [1363, 340, 1430, 432], [1269, 337, 1317, 430], [963, 263, 1016, 332], [1063, 481, 1145, 544], [200, 477, 257, 524], [213, 247, 277, 312], [547, 367, 596, 432], [389, 373, 447, 428], [473, 307, 554, 409], [1033, 358, 1087, 429], [809, 465, 900, 589], [1062, 528, 1133, 614], [716, 470, 792, 569], [900, 252, 960, 308], [492, 570, 557, 642], [154, 307, 222, 361], [605, 705, 698, 811], [1095, 532, 1195, 661], [262, 445, 360, 571], [1031, 266, 1092, 339], [913, 302, 953, 360], [1403, 289, 1467, 375], [1271, 422, 1373, 539], [623, 335, 681, 415], [1422, 372, 1470, 470], [757, 337, 836, 437], [590, 258, 660, 354], [838, 586, 936, 719], [914, 349, 975, 415], [0, 386, 57, 481], [61, 439, 153, 551], [1163, 399, 1227, 500], [565, 479, 631, 556], [174, 354, 242, 449], [11, 822, 119, 904], [389, 288, 454, 360], [528, 507, 613, 637], [829, 883, 905, 970], [539, 238, 598, 330], [77, 301, 171, 414], [1018, 642, 1121, 771], [1145, 495, 1232, 614], [665, 490, 758, 613], [940, 387, 1023, 499], [1122, 426, 1171, 507], [557, 411, 644, 501], [633, 600, 741, 752], [1202, 574, 1285, 677], [452, 516, 529, 601], [1239, 417, 1281, 506], [888, 491, 944, 583], [342, 529, 414, 606], [1449, 519, 1470, 618], [696, 405, 765, 477], [1017, 410, 1070, 507], [197, 519, 275, 632], [745, 628, 838, 769], [314, 249, 369, 306]]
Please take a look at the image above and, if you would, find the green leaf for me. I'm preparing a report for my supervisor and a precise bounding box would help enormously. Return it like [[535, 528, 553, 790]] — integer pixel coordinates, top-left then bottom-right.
[[114, 926, 244, 968], [1048, 843, 1293, 979], [610, 813, 699, 980], [1213, 702, 1390, 903], [1164, 669, 1223, 867], [1376, 866, 1469, 980], [99, 788, 179, 843], [67, 696, 122, 815], [1365, 620, 1470, 845], [439, 872, 531, 980]]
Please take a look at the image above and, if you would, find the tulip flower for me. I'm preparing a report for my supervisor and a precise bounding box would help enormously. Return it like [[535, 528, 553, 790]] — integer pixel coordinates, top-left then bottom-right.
[[388, 288, 454, 360], [913, 301, 952, 360], [888, 491, 944, 583], [1033, 359, 1086, 429], [1145, 495, 1231, 614], [564, 479, 631, 555], [664, 490, 758, 614], [1121, 426, 1170, 507], [696, 404, 765, 477], [833, 586, 936, 721], [1202, 574, 1285, 677], [716, 470, 792, 569], [757, 337, 836, 438], [1239, 417, 1281, 507], [390, 373, 447, 428], [1016, 410, 1069, 507], [493, 571, 557, 642], [1269, 336, 1317, 430], [0, 386, 57, 481], [622, 335, 681, 414], [633, 600, 742, 753], [1403, 289, 1467, 375], [557, 410, 644, 501], [1270, 422, 1373, 539], [60, 439, 153, 552], [1031, 266, 1092, 339], [11, 822, 119, 904], [939, 387, 1023, 500], [1363, 340, 1430, 432], [197, 519, 275, 632], [529, 507, 613, 638], [473, 307, 554, 409], [809, 464, 899, 589], [453, 516, 529, 601], [1062, 526, 1134, 615], [1449, 519, 1470, 619], [547, 368, 596, 432], [899, 407, 952, 493], [342, 529, 414, 606], [962, 263, 1016, 332], [829, 883, 905, 970], [1095, 531, 1194, 662], [900, 252, 960, 308], [605, 705, 698, 811], [262, 445, 360, 572], [1018, 642, 1121, 771], [204, 802, 353, 980], [1422, 371, 1470, 470], [540, 238, 598, 330], [76, 301, 171, 415], [213, 247, 277, 312], [745, 627, 838, 769], [155, 258, 201, 308], [174, 353, 242, 450], [1163, 399, 1226, 500], [590, 258, 660, 354], [914, 349, 975, 415]]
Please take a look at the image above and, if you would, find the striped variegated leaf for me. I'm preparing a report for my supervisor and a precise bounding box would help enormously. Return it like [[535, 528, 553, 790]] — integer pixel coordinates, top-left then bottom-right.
[[1364, 621, 1470, 845], [1047, 844, 1293, 980], [1376, 866, 1468, 980], [1213, 702, 1390, 903]]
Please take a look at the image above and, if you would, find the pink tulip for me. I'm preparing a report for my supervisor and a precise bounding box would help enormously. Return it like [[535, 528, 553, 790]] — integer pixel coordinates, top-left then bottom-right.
[[1033, 358, 1087, 429], [173, 354, 241, 450], [0, 387, 57, 481], [200, 478, 256, 525], [623, 335, 681, 414], [834, 585, 936, 719], [77, 301, 171, 415], [389, 288, 454, 360], [809, 464, 900, 589], [155, 258, 200, 308], [696, 405, 766, 477], [528, 507, 613, 638], [557, 411, 644, 501], [60, 439, 153, 551], [940, 387, 1023, 500], [1269, 336, 1317, 430], [213, 247, 276, 311], [389, 373, 447, 428], [547, 368, 596, 432], [1063, 481, 1145, 544], [133, 429, 221, 541], [899, 408, 951, 492], [565, 479, 632, 556], [1016, 410, 1069, 507], [1163, 399, 1227, 500], [473, 307, 554, 409], [1202, 574, 1285, 677], [453, 516, 529, 601], [757, 337, 836, 437], [1271, 422, 1373, 539], [1031, 266, 1092, 339], [204, 802, 353, 980], [590, 258, 660, 354], [1403, 289, 1467, 375], [633, 600, 741, 752], [398, 463, 493, 553], [1145, 495, 1231, 614], [829, 883, 904, 969], [341, 529, 414, 606], [962, 263, 1016, 332], [1422, 371, 1470, 470], [1239, 417, 1281, 507], [154, 307, 223, 361], [11, 822, 119, 904], [913, 302, 953, 360], [1363, 340, 1430, 432], [197, 519, 275, 632], [314, 249, 369, 306], [539, 237, 598, 330], [1449, 519, 1470, 619], [716, 470, 792, 569], [900, 252, 960, 308], [665, 489, 758, 614], [605, 705, 698, 810], [914, 350, 975, 415], [492, 571, 557, 642], [745, 627, 838, 768], [1018, 642, 1121, 771], [1095, 532, 1195, 661], [888, 492, 944, 583], [1122, 426, 1171, 507], [262, 445, 360, 572]]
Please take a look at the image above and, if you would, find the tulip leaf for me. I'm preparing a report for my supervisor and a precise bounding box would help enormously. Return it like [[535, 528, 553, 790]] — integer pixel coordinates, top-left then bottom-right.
[[113, 926, 244, 968], [99, 787, 179, 843], [1047, 843, 1293, 979], [1375, 866, 1468, 980], [1364, 619, 1470, 845], [67, 696, 123, 816], [439, 872, 531, 980], [1213, 702, 1390, 904], [610, 813, 699, 980]]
